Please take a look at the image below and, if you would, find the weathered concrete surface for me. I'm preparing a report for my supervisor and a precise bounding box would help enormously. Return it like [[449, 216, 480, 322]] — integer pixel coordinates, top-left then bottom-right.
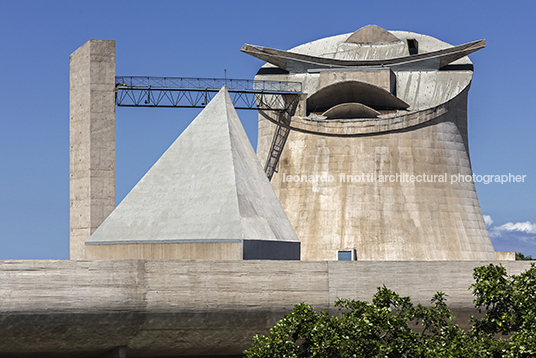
[[70, 40, 116, 260], [86, 242, 243, 260], [0, 260, 532, 357], [85, 87, 299, 260], [316, 68, 395, 94], [255, 28, 496, 261], [264, 90, 497, 261], [496, 251, 516, 260]]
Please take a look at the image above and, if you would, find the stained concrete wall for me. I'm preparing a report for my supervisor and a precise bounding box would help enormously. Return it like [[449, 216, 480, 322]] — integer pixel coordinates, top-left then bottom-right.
[[316, 68, 395, 94], [69, 40, 116, 259], [85, 241, 301, 260], [496, 251, 516, 260], [0, 260, 532, 357], [85, 242, 243, 260], [260, 89, 496, 261]]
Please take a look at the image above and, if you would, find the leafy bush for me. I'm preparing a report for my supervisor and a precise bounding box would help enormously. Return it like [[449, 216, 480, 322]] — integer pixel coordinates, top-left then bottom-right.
[[245, 263, 536, 358]]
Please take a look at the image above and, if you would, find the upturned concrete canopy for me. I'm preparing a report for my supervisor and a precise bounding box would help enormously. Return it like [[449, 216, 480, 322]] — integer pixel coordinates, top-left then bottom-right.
[[86, 87, 299, 258]]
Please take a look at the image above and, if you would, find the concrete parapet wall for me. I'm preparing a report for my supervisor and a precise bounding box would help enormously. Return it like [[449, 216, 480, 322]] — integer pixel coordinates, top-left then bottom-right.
[[85, 241, 300, 260], [495, 251, 516, 260], [85, 242, 243, 260], [0, 260, 532, 357]]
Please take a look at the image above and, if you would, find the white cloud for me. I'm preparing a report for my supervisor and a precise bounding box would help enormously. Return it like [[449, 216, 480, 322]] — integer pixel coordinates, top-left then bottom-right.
[[489, 220, 536, 240], [483, 215, 493, 226], [498, 221, 536, 234]]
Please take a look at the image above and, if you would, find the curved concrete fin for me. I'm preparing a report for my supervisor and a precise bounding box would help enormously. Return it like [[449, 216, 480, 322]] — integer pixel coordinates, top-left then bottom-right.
[[345, 25, 401, 44], [322, 102, 380, 119], [86, 87, 299, 246]]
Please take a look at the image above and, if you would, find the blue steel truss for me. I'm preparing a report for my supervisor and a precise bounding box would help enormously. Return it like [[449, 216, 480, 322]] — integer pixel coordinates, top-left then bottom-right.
[[114, 76, 302, 180], [115, 76, 302, 112]]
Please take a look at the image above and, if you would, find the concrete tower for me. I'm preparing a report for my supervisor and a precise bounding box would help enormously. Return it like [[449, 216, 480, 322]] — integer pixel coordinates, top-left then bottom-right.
[[246, 25, 497, 261], [69, 40, 116, 260]]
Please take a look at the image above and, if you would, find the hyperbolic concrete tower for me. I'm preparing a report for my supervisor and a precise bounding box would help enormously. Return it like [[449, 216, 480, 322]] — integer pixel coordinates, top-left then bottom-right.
[[247, 25, 497, 261]]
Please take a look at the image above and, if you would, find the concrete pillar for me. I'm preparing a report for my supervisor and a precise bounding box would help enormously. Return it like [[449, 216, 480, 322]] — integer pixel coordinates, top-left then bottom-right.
[[69, 40, 116, 259]]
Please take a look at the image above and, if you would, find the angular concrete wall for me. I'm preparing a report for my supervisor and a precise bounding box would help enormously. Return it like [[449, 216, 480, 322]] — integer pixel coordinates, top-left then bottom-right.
[[69, 40, 116, 259]]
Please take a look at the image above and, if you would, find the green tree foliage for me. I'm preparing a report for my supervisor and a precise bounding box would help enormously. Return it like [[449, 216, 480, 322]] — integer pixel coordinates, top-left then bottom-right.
[[516, 252, 534, 261], [244, 263, 536, 358], [470, 263, 536, 357]]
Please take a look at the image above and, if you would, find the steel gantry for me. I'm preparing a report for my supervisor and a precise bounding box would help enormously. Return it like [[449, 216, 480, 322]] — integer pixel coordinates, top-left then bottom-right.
[[114, 76, 303, 180], [115, 76, 301, 111]]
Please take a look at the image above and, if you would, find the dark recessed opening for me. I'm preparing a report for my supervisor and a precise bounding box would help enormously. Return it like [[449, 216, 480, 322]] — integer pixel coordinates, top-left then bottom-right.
[[338, 250, 354, 261], [306, 81, 409, 115], [407, 38, 418, 55]]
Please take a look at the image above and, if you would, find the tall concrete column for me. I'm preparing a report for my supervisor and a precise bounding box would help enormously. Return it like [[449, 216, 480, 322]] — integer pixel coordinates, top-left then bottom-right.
[[69, 40, 116, 259]]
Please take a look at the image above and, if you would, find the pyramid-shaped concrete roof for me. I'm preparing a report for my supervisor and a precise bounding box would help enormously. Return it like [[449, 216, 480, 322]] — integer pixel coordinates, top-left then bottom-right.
[[86, 87, 299, 246]]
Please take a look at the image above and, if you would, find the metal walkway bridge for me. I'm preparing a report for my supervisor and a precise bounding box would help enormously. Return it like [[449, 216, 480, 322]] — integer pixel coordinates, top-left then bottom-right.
[[115, 76, 303, 180], [115, 76, 301, 111]]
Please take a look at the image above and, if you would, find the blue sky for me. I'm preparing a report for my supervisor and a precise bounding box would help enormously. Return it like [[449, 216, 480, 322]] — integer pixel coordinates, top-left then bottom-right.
[[0, 0, 534, 259]]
